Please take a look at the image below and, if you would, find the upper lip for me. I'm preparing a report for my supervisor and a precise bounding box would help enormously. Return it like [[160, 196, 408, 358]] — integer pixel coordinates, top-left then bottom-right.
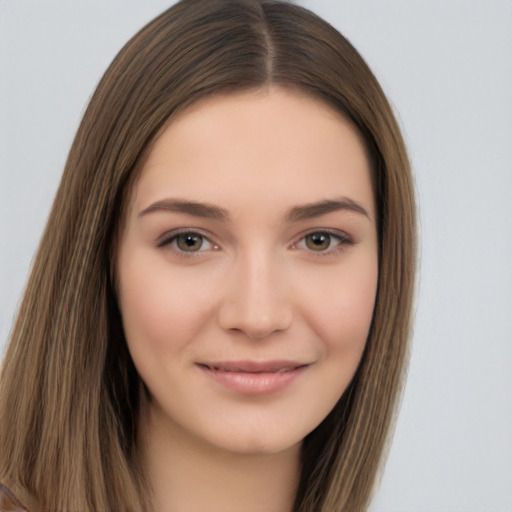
[[197, 360, 310, 373]]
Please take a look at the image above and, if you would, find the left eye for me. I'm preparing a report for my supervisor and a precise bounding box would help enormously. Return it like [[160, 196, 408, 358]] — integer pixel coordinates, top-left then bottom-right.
[[296, 231, 350, 252], [160, 232, 215, 253]]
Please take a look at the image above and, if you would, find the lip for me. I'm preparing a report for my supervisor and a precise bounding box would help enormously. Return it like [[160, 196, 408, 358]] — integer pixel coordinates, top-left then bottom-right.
[[196, 360, 310, 395]]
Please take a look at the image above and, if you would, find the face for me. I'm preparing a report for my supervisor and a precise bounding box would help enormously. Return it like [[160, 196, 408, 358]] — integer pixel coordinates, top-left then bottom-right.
[[117, 87, 378, 456]]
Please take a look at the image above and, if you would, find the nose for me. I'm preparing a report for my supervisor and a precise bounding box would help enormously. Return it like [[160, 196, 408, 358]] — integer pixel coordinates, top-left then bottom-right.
[[217, 251, 293, 340]]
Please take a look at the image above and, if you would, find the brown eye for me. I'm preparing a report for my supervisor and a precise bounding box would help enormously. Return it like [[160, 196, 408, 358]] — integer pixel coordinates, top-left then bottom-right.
[[176, 233, 204, 252], [158, 230, 217, 255], [305, 232, 332, 251]]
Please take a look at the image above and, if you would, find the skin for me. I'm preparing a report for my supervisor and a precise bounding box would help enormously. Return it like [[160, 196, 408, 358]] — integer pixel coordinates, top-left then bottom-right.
[[117, 87, 378, 512]]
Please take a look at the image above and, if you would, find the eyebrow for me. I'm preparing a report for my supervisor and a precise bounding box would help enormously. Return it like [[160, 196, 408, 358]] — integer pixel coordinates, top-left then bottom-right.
[[138, 199, 230, 221], [285, 198, 370, 222], [138, 197, 370, 222]]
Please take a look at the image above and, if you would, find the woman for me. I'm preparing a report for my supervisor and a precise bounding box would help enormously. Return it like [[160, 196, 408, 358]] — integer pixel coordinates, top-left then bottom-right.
[[0, 0, 416, 510]]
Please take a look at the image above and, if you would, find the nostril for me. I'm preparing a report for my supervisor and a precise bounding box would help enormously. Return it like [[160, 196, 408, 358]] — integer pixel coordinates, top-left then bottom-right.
[[216, 269, 293, 338], [219, 311, 293, 340]]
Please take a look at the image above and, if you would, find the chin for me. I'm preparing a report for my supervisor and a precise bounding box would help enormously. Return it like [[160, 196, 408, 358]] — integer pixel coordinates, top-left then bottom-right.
[[210, 433, 302, 458]]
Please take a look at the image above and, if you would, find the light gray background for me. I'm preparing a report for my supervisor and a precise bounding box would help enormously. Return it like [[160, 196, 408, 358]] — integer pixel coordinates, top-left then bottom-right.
[[1, 1, 511, 511]]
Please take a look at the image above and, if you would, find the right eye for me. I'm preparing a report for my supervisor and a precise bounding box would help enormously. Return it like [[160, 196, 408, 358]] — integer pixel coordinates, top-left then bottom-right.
[[158, 230, 217, 254]]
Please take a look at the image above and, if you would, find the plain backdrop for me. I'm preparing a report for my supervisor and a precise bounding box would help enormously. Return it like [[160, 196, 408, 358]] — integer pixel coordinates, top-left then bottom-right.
[[1, 1, 511, 511]]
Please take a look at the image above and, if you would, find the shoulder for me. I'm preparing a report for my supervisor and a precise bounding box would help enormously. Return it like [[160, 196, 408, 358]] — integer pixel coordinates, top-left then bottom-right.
[[0, 482, 34, 512], [0, 482, 28, 511]]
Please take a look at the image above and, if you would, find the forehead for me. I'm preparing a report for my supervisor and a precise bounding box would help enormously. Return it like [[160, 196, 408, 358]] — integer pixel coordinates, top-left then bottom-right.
[[131, 87, 374, 218]]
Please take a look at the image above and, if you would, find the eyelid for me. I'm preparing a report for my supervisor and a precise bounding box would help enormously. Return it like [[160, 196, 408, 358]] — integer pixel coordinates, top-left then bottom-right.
[[291, 228, 354, 255], [156, 227, 353, 257], [157, 228, 218, 254]]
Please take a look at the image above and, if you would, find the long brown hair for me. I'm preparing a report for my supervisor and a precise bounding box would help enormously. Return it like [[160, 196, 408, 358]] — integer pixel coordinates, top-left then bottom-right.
[[0, 1, 416, 510]]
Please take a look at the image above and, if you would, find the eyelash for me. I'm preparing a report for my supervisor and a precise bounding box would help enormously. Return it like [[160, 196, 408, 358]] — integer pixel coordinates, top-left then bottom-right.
[[157, 229, 353, 258], [291, 230, 354, 256], [157, 229, 218, 258]]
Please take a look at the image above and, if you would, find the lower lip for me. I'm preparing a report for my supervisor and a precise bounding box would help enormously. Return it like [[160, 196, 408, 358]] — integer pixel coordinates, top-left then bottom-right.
[[197, 365, 308, 395]]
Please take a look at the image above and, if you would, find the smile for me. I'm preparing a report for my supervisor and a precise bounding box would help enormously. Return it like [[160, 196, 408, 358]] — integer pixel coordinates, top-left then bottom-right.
[[196, 361, 310, 395]]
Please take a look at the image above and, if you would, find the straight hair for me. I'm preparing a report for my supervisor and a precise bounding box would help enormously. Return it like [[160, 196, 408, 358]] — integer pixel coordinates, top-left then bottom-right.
[[0, 1, 416, 510]]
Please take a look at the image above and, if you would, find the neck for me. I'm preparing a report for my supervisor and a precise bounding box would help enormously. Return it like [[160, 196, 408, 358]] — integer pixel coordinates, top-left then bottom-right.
[[139, 403, 301, 512]]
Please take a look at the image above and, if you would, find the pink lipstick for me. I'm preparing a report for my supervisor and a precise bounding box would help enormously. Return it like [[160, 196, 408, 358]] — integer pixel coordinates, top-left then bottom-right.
[[196, 360, 309, 395]]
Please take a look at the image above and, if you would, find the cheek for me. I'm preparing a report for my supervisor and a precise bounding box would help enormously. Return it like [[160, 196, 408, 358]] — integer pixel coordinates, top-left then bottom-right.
[[117, 251, 217, 362], [298, 252, 378, 394], [304, 254, 378, 347]]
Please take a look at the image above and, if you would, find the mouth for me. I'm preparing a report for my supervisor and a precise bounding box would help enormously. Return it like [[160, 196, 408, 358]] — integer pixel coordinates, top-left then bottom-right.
[[196, 360, 311, 395], [197, 360, 309, 373]]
